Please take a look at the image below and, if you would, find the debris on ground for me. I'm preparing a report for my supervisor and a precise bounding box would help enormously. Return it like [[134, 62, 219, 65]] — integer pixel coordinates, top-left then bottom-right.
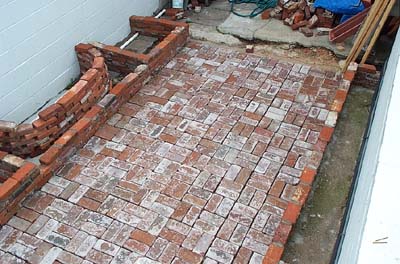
[[262, 0, 336, 37]]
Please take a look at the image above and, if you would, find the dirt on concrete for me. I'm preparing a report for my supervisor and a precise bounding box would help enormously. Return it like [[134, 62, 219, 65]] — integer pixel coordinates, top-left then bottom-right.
[[282, 86, 374, 264], [186, 0, 341, 72]]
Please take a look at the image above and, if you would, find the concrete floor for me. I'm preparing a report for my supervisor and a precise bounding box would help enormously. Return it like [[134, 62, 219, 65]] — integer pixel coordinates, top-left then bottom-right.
[[187, 0, 352, 58]]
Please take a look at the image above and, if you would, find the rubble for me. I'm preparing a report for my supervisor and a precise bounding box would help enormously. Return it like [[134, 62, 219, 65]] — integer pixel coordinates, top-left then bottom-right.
[[262, 0, 336, 37]]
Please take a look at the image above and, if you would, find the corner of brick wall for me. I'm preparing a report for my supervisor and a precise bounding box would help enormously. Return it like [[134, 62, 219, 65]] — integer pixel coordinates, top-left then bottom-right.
[[0, 151, 40, 225], [262, 62, 358, 264], [39, 67, 149, 186]]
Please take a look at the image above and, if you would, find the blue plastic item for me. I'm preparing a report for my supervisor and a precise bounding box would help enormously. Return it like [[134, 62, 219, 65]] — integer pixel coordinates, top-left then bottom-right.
[[314, 0, 365, 23]]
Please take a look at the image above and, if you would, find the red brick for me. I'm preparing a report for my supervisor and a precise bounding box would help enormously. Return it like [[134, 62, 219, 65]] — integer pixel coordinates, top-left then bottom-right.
[[38, 104, 63, 120], [261, 8, 273, 20], [0, 178, 19, 200], [57, 90, 77, 108], [16, 207, 39, 222], [160, 228, 186, 244], [32, 116, 57, 129], [263, 244, 284, 264], [292, 183, 311, 204], [11, 163, 37, 183], [130, 229, 156, 246], [78, 197, 101, 211], [160, 133, 178, 144], [320, 126, 334, 142], [92, 57, 105, 70], [300, 168, 317, 184], [110, 82, 128, 97], [55, 130, 77, 146], [269, 180, 286, 197], [293, 10, 305, 24], [358, 63, 376, 74], [39, 146, 61, 165], [343, 70, 356, 81], [178, 248, 202, 264], [335, 89, 348, 102], [95, 124, 119, 140], [85, 105, 102, 120], [0, 150, 7, 159], [124, 239, 149, 255], [282, 202, 302, 223], [72, 118, 91, 134], [273, 222, 292, 244]]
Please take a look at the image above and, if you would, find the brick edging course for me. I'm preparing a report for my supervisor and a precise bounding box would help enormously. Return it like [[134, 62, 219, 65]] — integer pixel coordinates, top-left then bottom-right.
[[262, 63, 358, 264]]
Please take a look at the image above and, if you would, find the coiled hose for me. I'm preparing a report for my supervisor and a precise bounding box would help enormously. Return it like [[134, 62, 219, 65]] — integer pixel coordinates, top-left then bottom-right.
[[228, 0, 278, 18]]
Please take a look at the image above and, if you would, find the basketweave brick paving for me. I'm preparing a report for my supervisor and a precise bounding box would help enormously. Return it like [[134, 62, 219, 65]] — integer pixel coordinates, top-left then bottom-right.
[[0, 41, 342, 264]]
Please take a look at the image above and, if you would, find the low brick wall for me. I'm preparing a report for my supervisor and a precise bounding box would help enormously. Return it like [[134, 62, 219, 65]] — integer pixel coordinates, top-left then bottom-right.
[[0, 16, 189, 225], [0, 53, 109, 158], [0, 16, 188, 159], [0, 151, 40, 224]]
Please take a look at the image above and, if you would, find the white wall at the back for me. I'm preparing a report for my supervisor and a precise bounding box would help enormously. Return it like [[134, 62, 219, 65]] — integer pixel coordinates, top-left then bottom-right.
[[0, 0, 159, 123]]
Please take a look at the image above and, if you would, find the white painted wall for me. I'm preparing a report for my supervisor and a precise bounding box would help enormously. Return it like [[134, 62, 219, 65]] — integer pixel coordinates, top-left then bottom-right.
[[0, 0, 159, 123]]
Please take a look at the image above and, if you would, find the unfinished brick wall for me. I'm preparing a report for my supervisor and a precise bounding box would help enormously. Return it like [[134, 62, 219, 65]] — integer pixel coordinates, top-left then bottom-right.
[[0, 16, 188, 158], [0, 16, 189, 225], [76, 16, 189, 75], [0, 55, 110, 158], [76, 44, 148, 75]]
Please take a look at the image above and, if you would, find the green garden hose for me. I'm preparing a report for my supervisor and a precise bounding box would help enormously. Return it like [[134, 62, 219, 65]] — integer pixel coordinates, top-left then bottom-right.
[[228, 0, 278, 18]]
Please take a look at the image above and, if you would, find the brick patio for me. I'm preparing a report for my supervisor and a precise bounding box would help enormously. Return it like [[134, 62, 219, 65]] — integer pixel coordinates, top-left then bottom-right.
[[0, 41, 344, 264]]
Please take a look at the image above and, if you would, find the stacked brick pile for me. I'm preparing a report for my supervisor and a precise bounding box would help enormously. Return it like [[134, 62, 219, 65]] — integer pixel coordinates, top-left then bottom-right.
[[262, 0, 335, 37]]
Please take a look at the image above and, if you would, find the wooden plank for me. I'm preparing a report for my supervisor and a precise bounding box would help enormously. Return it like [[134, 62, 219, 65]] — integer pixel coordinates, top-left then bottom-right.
[[361, 0, 397, 64], [343, 0, 389, 71], [347, 1, 386, 62]]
